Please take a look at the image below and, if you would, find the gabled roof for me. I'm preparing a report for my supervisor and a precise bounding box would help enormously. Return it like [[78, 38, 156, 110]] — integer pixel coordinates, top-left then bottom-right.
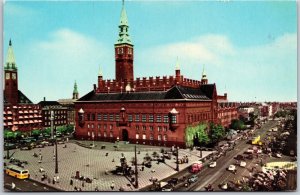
[[200, 84, 215, 99], [18, 90, 33, 104], [77, 85, 212, 102]]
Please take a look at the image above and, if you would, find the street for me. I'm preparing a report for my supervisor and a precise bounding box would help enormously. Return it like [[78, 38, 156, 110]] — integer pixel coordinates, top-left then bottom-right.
[[4, 174, 61, 192]]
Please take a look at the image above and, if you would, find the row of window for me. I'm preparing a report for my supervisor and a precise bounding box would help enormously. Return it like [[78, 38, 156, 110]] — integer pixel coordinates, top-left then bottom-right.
[[44, 120, 66, 126], [86, 113, 171, 123], [45, 116, 66, 120], [45, 110, 67, 115], [86, 131, 168, 141], [87, 123, 169, 132], [187, 113, 210, 123]]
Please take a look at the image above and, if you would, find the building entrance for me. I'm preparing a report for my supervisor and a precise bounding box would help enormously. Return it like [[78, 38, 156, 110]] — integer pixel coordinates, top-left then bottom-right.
[[122, 129, 129, 141]]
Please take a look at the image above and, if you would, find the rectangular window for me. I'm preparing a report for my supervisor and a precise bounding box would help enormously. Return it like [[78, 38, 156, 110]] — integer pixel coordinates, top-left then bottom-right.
[[136, 125, 140, 131], [163, 135, 167, 141], [98, 124, 101, 129], [128, 114, 133, 122], [91, 114, 95, 121], [142, 114, 147, 122], [142, 125, 146, 131], [150, 134, 154, 140], [109, 124, 113, 130], [149, 115, 154, 123], [87, 113, 90, 121], [156, 115, 162, 123], [104, 125, 107, 130], [164, 115, 169, 123], [158, 134, 162, 141], [104, 131, 107, 137], [109, 114, 114, 121], [115, 114, 119, 121], [103, 114, 107, 121], [136, 134, 139, 139], [135, 114, 140, 122], [97, 113, 101, 121], [149, 126, 154, 131], [91, 124, 94, 129], [110, 132, 113, 137], [142, 134, 146, 140], [171, 115, 177, 124], [163, 126, 167, 132], [87, 124, 90, 129], [158, 126, 162, 132]]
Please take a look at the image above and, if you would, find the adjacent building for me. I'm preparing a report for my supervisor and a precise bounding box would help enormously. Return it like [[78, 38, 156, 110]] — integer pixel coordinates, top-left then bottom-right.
[[74, 2, 237, 147], [3, 40, 42, 131]]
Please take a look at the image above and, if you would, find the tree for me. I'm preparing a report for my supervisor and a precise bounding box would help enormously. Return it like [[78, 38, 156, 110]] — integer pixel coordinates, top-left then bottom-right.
[[4, 130, 14, 140], [185, 123, 208, 147], [210, 123, 225, 143], [31, 129, 41, 139], [196, 126, 210, 146], [230, 119, 246, 130]]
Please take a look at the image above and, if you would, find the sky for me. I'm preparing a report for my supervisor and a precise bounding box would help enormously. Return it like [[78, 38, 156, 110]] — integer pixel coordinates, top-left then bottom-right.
[[3, 0, 297, 103]]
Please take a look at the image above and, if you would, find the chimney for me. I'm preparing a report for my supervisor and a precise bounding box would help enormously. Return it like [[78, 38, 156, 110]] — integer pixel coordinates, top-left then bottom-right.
[[43, 97, 46, 101]]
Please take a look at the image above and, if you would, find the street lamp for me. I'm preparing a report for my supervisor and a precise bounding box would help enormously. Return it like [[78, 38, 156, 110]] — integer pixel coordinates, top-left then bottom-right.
[[54, 127, 58, 174], [50, 110, 54, 139], [134, 145, 139, 188], [175, 146, 179, 171]]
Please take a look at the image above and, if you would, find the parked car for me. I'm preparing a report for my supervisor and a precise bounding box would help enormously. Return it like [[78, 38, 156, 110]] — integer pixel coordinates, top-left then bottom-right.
[[167, 178, 179, 186], [188, 175, 198, 183], [209, 161, 217, 168], [275, 153, 282, 158], [227, 165, 236, 171], [190, 162, 203, 173], [240, 161, 246, 167], [235, 155, 244, 160]]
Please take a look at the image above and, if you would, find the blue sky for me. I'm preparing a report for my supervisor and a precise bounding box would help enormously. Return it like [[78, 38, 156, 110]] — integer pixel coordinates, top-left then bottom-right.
[[3, 0, 297, 103]]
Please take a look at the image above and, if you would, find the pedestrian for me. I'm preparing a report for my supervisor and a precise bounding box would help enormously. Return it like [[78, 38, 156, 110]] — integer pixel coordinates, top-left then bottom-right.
[[105, 152, 108, 156], [56, 176, 60, 183], [74, 186, 77, 191], [95, 186, 99, 191], [82, 182, 84, 187], [52, 178, 55, 184], [105, 169, 109, 175], [48, 177, 51, 184], [112, 158, 115, 162], [70, 179, 73, 185], [11, 182, 16, 190], [141, 166, 144, 171], [110, 181, 115, 190]]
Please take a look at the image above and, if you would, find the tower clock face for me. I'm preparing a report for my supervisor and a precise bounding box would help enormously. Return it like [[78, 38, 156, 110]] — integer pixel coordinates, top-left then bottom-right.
[[5, 73, 10, 80], [12, 73, 16, 80]]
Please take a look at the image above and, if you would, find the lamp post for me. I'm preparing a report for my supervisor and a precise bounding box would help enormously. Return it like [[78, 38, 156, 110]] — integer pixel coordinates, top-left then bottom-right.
[[175, 146, 179, 171], [134, 145, 139, 188], [50, 111, 54, 139], [54, 127, 58, 174]]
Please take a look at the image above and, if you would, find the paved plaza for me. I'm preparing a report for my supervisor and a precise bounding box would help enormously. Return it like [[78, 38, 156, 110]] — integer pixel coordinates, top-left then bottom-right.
[[5, 141, 214, 191]]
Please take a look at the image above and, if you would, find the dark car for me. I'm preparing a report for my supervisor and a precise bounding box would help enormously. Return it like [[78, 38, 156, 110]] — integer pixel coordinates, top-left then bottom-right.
[[168, 178, 179, 186], [235, 155, 244, 160]]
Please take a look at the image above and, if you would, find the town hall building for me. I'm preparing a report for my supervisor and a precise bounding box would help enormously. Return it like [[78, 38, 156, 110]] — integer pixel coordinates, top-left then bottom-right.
[[74, 2, 237, 147]]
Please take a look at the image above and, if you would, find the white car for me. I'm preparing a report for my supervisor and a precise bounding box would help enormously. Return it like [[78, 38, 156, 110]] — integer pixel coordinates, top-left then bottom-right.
[[209, 161, 217, 168], [228, 165, 236, 171], [221, 183, 228, 190], [246, 149, 254, 154], [257, 149, 262, 154], [276, 153, 282, 158], [240, 161, 246, 167]]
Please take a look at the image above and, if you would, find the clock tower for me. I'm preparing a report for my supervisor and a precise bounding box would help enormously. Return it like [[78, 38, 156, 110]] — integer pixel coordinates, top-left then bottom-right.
[[115, 0, 134, 83], [4, 39, 19, 105]]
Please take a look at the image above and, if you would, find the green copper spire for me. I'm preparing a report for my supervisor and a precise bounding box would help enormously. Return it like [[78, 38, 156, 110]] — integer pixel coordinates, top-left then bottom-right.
[[202, 65, 207, 79], [5, 39, 17, 70], [73, 80, 78, 94], [98, 66, 103, 77], [116, 0, 132, 45], [175, 57, 180, 70]]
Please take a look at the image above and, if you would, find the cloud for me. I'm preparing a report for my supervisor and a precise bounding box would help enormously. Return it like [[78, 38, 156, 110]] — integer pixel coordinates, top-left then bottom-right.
[[19, 28, 111, 103], [136, 33, 297, 101]]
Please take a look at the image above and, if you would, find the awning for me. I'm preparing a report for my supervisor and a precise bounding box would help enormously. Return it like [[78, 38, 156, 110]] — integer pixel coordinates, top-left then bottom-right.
[[34, 110, 38, 113], [7, 117, 13, 120], [24, 111, 28, 113], [34, 120, 38, 122], [7, 111, 12, 114], [38, 120, 42, 122], [29, 110, 33, 113], [34, 114, 38, 117], [13, 121, 18, 124], [18, 121, 24, 124], [19, 111, 23, 113], [24, 116, 28, 118], [29, 120, 34, 123], [3, 117, 6, 120], [19, 116, 23, 119], [13, 106, 17, 108], [3, 111, 6, 114], [24, 121, 29, 124], [8, 122, 13, 125]]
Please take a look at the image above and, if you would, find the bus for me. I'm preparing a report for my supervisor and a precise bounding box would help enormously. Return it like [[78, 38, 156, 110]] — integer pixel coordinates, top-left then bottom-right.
[[5, 165, 30, 179], [251, 135, 262, 145]]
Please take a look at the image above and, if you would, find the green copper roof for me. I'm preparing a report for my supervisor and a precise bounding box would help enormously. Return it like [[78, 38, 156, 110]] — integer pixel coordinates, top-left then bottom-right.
[[73, 81, 78, 94], [115, 2, 132, 45], [5, 39, 17, 70]]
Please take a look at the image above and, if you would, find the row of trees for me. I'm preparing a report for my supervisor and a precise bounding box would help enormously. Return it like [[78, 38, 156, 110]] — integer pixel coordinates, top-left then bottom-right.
[[4, 125, 74, 140], [185, 123, 226, 148]]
